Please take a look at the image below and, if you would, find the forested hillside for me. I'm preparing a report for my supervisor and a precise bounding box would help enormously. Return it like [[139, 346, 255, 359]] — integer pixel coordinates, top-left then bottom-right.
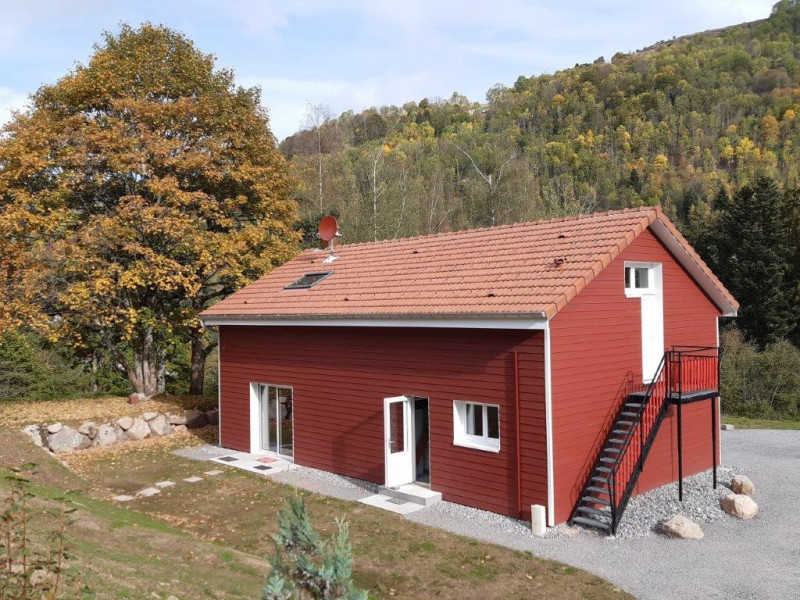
[[283, 0, 800, 243]]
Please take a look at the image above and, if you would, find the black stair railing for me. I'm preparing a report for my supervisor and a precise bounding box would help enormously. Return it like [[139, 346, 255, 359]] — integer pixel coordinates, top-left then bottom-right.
[[572, 346, 720, 535], [606, 353, 671, 533]]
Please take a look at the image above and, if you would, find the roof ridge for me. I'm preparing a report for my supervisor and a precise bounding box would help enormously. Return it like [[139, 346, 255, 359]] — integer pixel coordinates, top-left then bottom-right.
[[332, 207, 660, 250]]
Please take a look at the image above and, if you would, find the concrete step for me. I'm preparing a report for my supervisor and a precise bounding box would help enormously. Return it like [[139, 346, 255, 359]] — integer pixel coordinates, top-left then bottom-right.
[[378, 483, 442, 507]]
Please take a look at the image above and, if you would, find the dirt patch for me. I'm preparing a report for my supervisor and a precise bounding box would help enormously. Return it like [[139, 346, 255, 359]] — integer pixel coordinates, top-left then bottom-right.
[[0, 394, 216, 428]]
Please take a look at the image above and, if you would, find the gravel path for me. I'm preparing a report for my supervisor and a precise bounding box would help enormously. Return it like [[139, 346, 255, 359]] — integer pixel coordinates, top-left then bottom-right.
[[408, 429, 800, 599]]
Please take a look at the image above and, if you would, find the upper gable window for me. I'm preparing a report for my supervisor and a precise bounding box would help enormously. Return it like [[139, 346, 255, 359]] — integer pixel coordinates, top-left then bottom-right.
[[284, 272, 332, 290], [625, 266, 650, 291], [624, 262, 660, 298]]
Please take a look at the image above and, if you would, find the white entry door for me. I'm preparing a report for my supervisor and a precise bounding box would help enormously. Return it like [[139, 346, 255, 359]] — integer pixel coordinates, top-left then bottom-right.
[[625, 263, 664, 383], [384, 396, 414, 487]]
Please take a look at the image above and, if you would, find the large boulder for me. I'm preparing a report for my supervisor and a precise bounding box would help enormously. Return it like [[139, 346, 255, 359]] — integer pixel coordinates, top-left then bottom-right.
[[206, 409, 219, 426], [47, 426, 91, 454], [21, 425, 46, 448], [125, 418, 150, 441], [116, 416, 134, 431], [142, 412, 158, 422], [46, 422, 63, 434], [168, 413, 187, 425], [184, 409, 207, 429], [730, 474, 755, 496], [660, 515, 704, 540], [720, 494, 759, 520], [78, 421, 98, 439], [148, 414, 172, 436], [95, 423, 118, 447]]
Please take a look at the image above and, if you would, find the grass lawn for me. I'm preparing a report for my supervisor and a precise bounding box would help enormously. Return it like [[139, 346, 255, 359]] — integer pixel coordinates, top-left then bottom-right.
[[0, 415, 630, 600], [721, 414, 800, 430]]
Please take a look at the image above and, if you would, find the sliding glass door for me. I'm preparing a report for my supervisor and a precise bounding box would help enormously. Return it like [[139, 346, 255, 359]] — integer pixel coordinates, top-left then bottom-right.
[[257, 384, 294, 458]]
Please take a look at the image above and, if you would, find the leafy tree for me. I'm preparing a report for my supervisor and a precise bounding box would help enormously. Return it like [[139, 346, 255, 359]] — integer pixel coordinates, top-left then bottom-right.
[[0, 24, 298, 398], [717, 177, 792, 346], [263, 497, 367, 600]]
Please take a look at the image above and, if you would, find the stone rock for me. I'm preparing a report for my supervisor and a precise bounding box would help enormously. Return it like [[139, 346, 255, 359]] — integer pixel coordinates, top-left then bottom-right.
[[660, 515, 704, 540], [722, 424, 735, 431], [21, 425, 45, 448], [172, 424, 188, 434], [731, 474, 755, 496], [128, 392, 146, 405], [184, 409, 208, 429], [114, 425, 128, 442], [78, 421, 98, 439], [46, 422, 63, 434], [168, 413, 187, 425], [148, 414, 172, 436], [95, 423, 118, 447], [142, 411, 158, 421], [125, 418, 150, 441], [116, 416, 134, 431], [720, 494, 758, 520], [206, 409, 219, 426], [47, 426, 91, 454]]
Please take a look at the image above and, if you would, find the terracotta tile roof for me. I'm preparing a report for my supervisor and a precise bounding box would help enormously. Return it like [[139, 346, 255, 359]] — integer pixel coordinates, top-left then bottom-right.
[[201, 207, 738, 322]]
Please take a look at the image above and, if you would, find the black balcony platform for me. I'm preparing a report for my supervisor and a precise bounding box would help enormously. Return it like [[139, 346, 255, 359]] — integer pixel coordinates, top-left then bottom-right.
[[668, 389, 719, 404], [629, 388, 718, 405]]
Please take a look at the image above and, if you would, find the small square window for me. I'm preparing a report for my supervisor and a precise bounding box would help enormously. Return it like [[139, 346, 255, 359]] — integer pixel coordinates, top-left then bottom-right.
[[625, 266, 651, 290], [454, 401, 500, 452]]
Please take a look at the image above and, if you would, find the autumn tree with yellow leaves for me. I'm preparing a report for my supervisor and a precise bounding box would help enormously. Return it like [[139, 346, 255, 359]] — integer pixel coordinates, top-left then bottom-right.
[[0, 24, 298, 398]]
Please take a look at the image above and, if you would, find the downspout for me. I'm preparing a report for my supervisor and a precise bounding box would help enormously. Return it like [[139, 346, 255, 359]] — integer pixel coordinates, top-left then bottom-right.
[[514, 351, 523, 518]]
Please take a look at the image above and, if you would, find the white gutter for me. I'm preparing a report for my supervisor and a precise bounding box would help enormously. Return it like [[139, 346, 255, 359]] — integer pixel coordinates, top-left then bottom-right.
[[201, 317, 548, 330]]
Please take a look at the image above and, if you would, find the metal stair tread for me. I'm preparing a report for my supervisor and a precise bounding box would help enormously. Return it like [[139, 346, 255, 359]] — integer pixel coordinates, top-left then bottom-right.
[[576, 506, 611, 519], [572, 516, 611, 531], [586, 485, 610, 495], [580, 495, 611, 506]]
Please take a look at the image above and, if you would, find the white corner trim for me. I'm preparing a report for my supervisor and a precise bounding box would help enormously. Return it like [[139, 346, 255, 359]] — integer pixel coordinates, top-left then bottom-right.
[[248, 383, 260, 455], [544, 322, 555, 527], [201, 317, 548, 330], [217, 337, 222, 448]]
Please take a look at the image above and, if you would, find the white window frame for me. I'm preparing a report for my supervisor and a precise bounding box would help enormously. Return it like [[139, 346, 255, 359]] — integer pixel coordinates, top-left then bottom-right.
[[453, 400, 500, 452], [249, 382, 295, 460], [624, 262, 658, 298]]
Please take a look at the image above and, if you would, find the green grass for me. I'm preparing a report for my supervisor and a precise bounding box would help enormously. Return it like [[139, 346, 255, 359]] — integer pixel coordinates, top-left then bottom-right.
[[722, 415, 800, 430]]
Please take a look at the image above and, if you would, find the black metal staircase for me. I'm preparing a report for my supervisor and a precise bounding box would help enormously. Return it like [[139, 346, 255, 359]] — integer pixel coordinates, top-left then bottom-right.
[[570, 346, 720, 535]]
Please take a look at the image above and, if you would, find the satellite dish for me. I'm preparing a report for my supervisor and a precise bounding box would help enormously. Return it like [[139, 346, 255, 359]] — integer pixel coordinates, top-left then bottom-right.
[[318, 216, 339, 242]]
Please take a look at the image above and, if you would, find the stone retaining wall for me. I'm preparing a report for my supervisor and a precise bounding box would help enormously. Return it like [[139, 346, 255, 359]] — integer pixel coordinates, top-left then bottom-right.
[[21, 408, 219, 454]]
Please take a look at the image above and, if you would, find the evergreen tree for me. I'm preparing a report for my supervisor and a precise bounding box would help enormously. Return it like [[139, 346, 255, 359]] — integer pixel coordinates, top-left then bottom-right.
[[263, 497, 367, 600], [717, 177, 792, 347]]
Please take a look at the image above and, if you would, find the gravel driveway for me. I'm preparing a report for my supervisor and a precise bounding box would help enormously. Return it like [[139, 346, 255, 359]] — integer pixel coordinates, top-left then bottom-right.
[[408, 429, 800, 599]]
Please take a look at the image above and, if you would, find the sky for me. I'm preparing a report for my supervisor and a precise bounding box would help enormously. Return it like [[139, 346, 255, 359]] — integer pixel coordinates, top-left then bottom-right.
[[0, 0, 778, 141]]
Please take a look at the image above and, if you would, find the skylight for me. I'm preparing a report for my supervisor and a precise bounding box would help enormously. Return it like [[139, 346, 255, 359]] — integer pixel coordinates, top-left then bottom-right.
[[284, 272, 332, 290]]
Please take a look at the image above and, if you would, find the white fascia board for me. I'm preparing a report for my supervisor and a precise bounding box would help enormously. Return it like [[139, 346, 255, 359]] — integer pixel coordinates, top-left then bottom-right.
[[543, 321, 555, 527], [201, 317, 548, 330], [649, 220, 737, 317]]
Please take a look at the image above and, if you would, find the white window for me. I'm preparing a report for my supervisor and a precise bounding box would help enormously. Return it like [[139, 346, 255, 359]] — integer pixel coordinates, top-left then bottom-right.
[[453, 401, 500, 452], [624, 262, 658, 298]]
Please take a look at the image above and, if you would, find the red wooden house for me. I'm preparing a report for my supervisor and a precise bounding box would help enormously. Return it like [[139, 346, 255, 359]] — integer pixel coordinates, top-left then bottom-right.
[[200, 207, 737, 533]]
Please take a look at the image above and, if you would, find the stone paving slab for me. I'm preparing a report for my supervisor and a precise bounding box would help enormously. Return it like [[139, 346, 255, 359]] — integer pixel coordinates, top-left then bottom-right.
[[137, 487, 161, 497], [358, 494, 426, 515], [183, 476, 203, 483], [113, 494, 135, 502], [155, 481, 175, 488], [204, 469, 224, 476]]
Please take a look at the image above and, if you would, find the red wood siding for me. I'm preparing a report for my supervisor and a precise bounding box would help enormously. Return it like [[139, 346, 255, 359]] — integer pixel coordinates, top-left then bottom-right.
[[218, 326, 547, 517], [549, 229, 721, 524]]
